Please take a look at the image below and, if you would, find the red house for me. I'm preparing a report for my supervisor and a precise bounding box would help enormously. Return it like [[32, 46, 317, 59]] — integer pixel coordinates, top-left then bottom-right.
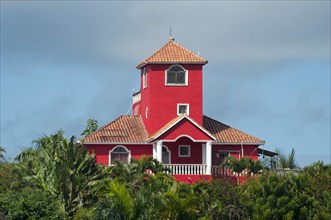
[[83, 39, 269, 182]]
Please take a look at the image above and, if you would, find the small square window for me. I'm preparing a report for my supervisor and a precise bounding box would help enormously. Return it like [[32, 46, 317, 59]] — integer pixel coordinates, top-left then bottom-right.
[[178, 145, 191, 157], [177, 104, 189, 115]]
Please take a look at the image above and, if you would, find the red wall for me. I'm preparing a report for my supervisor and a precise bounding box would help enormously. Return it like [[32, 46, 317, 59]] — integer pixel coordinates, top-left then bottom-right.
[[85, 144, 152, 165], [163, 137, 203, 164], [211, 145, 259, 166], [139, 64, 204, 135]]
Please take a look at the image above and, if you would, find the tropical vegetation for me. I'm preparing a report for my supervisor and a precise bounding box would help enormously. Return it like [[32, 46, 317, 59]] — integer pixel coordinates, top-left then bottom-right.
[[0, 123, 330, 219]]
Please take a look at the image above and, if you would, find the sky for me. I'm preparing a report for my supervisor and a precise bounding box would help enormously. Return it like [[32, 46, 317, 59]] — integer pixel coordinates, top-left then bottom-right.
[[1, 1, 330, 166]]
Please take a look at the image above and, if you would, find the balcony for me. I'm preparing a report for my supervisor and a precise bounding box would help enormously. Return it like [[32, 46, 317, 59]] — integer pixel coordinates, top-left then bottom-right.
[[163, 164, 207, 175]]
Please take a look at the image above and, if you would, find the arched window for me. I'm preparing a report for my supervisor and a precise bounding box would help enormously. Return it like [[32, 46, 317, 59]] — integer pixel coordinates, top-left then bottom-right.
[[166, 65, 188, 85], [162, 145, 171, 164], [110, 146, 130, 164]]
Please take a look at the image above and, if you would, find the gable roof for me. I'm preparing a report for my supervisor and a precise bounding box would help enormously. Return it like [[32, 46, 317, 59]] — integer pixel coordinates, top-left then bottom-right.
[[136, 39, 208, 69], [82, 115, 149, 143], [149, 115, 216, 142], [203, 115, 265, 144], [82, 115, 264, 145]]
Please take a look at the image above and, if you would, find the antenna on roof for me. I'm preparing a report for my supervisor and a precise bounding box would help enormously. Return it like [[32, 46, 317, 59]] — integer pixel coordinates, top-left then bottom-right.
[[169, 27, 175, 41]]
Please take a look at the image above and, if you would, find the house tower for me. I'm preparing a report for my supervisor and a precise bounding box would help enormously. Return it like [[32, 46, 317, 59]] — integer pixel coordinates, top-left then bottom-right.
[[132, 39, 208, 135]]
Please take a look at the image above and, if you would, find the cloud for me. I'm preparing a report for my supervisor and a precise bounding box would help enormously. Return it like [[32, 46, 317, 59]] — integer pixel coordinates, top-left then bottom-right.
[[2, 1, 329, 74]]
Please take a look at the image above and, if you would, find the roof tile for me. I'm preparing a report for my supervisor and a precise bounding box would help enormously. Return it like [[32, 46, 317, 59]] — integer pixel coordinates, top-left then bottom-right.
[[136, 39, 208, 68], [203, 115, 265, 144], [83, 115, 149, 143]]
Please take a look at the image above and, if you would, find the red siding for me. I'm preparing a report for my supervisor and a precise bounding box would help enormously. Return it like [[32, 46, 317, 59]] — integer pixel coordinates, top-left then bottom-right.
[[211, 144, 259, 166], [139, 64, 204, 134], [163, 137, 203, 164], [85, 144, 152, 165]]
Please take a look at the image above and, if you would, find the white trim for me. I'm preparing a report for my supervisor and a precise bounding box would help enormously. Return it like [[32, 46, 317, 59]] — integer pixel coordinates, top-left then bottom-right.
[[156, 141, 163, 162], [178, 145, 191, 157], [165, 64, 188, 86], [149, 115, 216, 142], [109, 145, 131, 165], [212, 142, 265, 145], [206, 141, 212, 175], [174, 134, 196, 142], [162, 145, 171, 164], [84, 142, 148, 145], [153, 144, 157, 159], [202, 144, 206, 164], [177, 103, 189, 116]]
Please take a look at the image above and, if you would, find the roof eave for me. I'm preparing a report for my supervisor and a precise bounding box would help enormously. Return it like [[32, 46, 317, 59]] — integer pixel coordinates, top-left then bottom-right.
[[136, 61, 208, 69]]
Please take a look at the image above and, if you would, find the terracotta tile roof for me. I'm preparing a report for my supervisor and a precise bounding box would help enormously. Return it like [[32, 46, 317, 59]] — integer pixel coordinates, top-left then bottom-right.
[[203, 115, 265, 144], [83, 115, 264, 144], [82, 115, 149, 143], [136, 39, 208, 69]]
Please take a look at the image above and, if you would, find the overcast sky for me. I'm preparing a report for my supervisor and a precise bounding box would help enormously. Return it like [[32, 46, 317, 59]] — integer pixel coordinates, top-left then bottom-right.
[[1, 1, 330, 166]]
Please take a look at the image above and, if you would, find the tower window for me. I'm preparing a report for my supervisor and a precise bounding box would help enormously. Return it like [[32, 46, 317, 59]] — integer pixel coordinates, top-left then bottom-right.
[[143, 67, 147, 88], [166, 65, 188, 85], [177, 104, 189, 115]]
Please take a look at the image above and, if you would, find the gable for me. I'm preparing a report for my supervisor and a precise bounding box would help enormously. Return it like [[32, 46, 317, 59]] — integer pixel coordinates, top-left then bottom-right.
[[150, 116, 215, 142]]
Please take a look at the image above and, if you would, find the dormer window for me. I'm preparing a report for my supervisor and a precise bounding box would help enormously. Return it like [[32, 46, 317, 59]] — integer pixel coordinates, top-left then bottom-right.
[[166, 65, 188, 86]]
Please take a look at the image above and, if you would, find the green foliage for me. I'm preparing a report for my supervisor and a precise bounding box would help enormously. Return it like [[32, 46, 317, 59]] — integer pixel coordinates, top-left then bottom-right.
[[276, 148, 299, 169], [0, 146, 6, 162], [81, 119, 98, 137], [14, 130, 109, 218], [0, 187, 64, 219], [3, 129, 330, 219]]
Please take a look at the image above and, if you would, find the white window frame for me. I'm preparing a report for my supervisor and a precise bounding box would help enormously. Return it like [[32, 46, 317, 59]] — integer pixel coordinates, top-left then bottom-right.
[[165, 64, 188, 86], [177, 103, 189, 116], [142, 67, 147, 89], [178, 145, 191, 157], [109, 145, 131, 165]]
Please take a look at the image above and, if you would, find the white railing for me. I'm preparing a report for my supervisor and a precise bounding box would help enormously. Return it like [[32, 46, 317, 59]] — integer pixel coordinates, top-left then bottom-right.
[[132, 91, 141, 104], [163, 164, 207, 175]]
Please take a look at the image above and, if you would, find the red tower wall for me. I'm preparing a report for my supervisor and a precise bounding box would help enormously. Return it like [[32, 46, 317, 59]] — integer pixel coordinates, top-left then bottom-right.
[[139, 64, 204, 135]]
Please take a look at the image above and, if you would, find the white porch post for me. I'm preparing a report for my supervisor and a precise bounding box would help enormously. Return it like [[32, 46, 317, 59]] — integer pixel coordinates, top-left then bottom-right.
[[153, 144, 157, 159], [206, 141, 212, 175], [156, 140, 163, 162]]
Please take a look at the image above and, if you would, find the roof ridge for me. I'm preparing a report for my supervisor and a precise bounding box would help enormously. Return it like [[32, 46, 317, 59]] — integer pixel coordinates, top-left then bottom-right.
[[136, 39, 207, 69], [172, 40, 207, 62]]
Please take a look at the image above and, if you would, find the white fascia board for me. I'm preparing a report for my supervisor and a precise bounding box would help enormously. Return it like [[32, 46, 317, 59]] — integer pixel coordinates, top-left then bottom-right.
[[83, 142, 149, 145], [212, 142, 265, 145], [150, 115, 216, 142]]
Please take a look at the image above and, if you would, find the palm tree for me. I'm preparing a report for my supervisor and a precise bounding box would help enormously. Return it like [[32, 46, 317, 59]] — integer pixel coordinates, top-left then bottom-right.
[[275, 148, 299, 169], [15, 130, 108, 217], [0, 146, 6, 162], [221, 156, 247, 184]]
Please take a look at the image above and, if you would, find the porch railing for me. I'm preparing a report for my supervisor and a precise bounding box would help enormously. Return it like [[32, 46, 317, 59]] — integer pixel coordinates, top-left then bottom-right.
[[163, 164, 207, 175]]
